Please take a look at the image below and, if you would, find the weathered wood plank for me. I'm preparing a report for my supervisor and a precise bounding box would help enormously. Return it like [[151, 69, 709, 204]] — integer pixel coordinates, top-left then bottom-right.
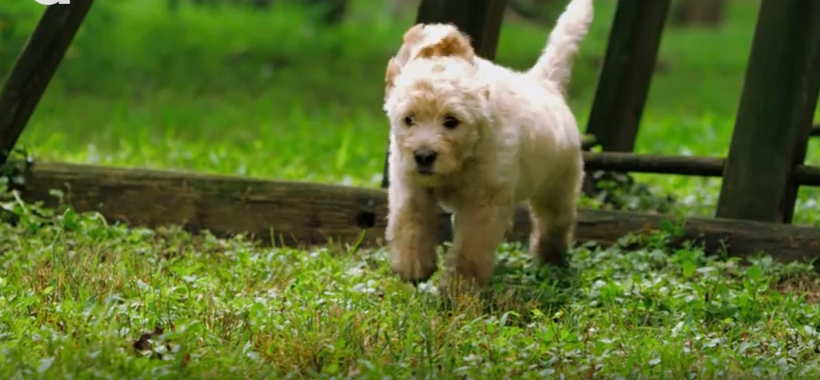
[[584, 0, 672, 154], [381, 0, 508, 188], [17, 161, 390, 247], [810, 124, 820, 137], [509, 204, 820, 269], [580, 134, 597, 150], [796, 165, 820, 187], [582, 152, 820, 185], [0, 1, 94, 167], [716, 0, 820, 223], [584, 152, 725, 177], [11, 161, 820, 267]]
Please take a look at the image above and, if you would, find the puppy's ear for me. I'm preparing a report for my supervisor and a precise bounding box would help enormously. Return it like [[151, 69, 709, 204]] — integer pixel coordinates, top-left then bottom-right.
[[402, 24, 425, 45], [385, 57, 401, 94], [394, 24, 426, 66], [416, 30, 475, 61]]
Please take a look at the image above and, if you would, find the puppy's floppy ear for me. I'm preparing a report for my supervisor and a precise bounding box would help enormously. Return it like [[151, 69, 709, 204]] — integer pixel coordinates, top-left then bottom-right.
[[385, 57, 401, 94], [402, 23, 425, 45], [394, 24, 426, 66], [416, 29, 475, 61]]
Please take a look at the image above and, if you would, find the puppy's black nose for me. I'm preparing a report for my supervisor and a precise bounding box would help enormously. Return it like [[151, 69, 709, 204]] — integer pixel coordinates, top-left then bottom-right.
[[413, 148, 437, 167]]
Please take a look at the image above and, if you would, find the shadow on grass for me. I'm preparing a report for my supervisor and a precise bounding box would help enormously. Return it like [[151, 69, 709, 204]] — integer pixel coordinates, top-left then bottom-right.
[[483, 255, 582, 318], [421, 244, 583, 324]]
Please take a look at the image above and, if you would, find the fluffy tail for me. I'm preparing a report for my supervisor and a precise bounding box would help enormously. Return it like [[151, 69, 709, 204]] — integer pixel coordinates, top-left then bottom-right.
[[528, 0, 593, 91]]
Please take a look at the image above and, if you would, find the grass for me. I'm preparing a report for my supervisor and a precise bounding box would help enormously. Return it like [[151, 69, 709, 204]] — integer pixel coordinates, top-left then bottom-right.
[[2, 0, 820, 377], [3, 193, 820, 378]]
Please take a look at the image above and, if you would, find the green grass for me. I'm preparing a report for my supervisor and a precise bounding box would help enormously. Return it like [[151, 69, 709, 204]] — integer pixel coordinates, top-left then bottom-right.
[[2, 195, 820, 378], [2, 0, 820, 377]]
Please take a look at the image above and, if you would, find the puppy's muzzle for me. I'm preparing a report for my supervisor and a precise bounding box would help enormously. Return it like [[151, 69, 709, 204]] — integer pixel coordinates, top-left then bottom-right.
[[413, 148, 437, 173]]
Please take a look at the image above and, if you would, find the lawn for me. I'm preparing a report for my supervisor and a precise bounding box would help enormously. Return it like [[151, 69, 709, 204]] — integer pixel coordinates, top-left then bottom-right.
[[1, 0, 820, 378]]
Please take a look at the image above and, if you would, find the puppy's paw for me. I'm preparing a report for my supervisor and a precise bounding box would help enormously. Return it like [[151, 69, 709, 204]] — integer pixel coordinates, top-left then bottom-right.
[[437, 270, 484, 302], [390, 255, 438, 285]]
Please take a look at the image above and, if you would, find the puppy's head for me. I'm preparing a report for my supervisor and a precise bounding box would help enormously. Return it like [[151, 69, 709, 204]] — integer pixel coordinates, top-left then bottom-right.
[[385, 23, 475, 96], [400, 23, 474, 63], [384, 56, 490, 187]]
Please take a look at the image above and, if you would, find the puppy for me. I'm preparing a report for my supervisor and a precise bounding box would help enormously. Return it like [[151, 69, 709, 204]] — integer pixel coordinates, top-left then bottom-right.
[[383, 0, 594, 291]]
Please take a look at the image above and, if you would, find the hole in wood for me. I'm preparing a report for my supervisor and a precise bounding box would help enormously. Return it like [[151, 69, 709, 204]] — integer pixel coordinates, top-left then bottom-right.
[[355, 211, 376, 228]]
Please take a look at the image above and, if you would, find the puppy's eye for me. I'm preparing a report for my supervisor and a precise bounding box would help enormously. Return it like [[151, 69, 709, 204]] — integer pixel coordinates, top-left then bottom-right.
[[443, 116, 459, 129], [404, 116, 414, 126]]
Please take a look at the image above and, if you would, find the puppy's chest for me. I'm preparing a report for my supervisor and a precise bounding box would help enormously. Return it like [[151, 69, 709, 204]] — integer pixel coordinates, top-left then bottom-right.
[[433, 186, 460, 213]]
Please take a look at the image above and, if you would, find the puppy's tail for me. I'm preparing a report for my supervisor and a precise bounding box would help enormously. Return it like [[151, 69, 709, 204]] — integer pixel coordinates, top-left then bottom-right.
[[528, 0, 593, 92]]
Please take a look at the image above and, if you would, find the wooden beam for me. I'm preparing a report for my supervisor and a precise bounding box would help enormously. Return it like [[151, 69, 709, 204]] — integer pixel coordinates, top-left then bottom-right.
[[381, 0, 509, 188], [16, 161, 392, 247], [582, 152, 820, 186], [584, 152, 725, 177], [509, 205, 820, 269], [580, 134, 597, 150], [10, 161, 820, 267], [585, 0, 672, 153], [795, 165, 820, 187], [716, 0, 820, 223], [0, 1, 95, 167]]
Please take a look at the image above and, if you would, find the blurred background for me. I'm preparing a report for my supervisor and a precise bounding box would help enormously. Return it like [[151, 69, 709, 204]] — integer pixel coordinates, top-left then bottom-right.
[[1, 0, 818, 223]]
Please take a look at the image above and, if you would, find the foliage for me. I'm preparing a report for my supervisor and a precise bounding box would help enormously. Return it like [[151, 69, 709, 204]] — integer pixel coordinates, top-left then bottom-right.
[[1, 201, 820, 378]]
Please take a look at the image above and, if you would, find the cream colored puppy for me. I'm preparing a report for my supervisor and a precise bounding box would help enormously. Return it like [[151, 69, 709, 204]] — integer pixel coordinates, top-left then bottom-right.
[[383, 0, 594, 290]]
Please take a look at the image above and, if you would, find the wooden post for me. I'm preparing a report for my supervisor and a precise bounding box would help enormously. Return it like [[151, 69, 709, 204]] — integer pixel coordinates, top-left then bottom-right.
[[0, 0, 94, 167], [585, 0, 671, 154], [380, 0, 508, 188], [715, 0, 820, 223]]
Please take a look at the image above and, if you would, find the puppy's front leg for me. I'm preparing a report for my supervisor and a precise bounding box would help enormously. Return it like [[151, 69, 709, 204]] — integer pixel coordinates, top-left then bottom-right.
[[442, 195, 513, 292], [386, 181, 440, 284]]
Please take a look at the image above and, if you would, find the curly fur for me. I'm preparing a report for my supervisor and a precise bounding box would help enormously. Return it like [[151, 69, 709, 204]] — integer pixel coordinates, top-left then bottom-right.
[[383, 0, 594, 292]]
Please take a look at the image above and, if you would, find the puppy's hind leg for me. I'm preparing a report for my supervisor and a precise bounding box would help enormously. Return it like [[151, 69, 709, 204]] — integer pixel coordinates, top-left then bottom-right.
[[528, 165, 582, 268], [386, 179, 440, 284]]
